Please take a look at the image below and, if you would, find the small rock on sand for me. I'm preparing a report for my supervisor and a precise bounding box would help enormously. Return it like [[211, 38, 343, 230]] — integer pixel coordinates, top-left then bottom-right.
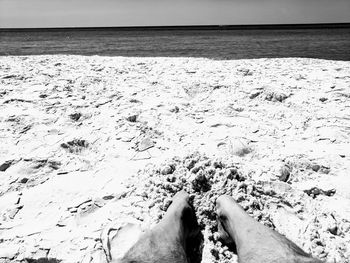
[[0, 160, 13, 172], [160, 165, 174, 175], [249, 90, 262, 99], [126, 114, 138, 122], [69, 112, 82, 121], [265, 91, 288, 102], [279, 165, 291, 182], [311, 164, 321, 172], [19, 177, 29, 184]]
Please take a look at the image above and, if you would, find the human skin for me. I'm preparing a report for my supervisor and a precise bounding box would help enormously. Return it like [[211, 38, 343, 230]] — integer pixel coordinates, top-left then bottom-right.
[[117, 191, 201, 263], [216, 195, 324, 263], [116, 192, 323, 263]]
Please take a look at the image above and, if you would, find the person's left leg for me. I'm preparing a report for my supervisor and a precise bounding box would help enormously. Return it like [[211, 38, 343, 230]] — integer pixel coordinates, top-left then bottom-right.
[[117, 191, 202, 263]]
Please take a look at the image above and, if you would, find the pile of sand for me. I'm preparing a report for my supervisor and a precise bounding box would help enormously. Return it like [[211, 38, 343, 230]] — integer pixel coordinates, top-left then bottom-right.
[[121, 152, 350, 263]]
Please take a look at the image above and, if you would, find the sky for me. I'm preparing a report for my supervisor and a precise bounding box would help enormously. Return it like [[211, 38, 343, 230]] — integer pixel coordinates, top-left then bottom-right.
[[0, 0, 350, 28]]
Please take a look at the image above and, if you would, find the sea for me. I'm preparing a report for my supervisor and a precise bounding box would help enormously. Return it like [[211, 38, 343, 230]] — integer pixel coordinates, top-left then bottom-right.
[[1, 25, 350, 60]]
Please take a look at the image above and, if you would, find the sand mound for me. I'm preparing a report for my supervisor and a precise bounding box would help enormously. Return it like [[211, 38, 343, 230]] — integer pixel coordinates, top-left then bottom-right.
[[120, 152, 350, 263]]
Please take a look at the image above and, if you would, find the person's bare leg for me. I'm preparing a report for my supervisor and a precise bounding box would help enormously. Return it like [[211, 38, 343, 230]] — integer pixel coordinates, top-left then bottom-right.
[[216, 195, 323, 263], [118, 191, 201, 263]]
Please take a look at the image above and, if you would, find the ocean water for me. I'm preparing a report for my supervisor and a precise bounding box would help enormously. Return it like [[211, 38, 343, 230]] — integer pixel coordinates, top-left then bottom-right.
[[1, 27, 350, 60]]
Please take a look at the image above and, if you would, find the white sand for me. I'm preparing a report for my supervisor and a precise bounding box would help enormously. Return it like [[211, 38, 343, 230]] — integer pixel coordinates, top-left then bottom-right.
[[0, 55, 349, 262]]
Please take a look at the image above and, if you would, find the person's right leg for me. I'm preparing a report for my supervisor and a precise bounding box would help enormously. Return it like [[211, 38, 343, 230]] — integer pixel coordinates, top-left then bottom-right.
[[117, 191, 201, 263], [216, 195, 324, 263]]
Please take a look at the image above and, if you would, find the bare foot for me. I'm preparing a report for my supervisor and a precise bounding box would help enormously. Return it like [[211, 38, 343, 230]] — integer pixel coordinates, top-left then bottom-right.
[[216, 195, 323, 263], [118, 191, 202, 263]]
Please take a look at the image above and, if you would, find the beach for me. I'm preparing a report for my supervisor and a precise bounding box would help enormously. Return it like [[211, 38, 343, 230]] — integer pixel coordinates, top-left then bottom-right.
[[0, 55, 350, 262]]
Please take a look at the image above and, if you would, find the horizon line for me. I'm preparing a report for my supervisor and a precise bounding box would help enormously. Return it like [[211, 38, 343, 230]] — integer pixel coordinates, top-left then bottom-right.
[[1, 22, 350, 31]]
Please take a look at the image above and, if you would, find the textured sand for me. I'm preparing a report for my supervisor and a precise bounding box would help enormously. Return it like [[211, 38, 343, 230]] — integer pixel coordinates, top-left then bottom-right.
[[0, 55, 350, 263]]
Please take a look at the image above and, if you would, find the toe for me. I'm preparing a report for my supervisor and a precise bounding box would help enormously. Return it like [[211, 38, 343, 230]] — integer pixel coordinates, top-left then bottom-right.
[[172, 190, 190, 204]]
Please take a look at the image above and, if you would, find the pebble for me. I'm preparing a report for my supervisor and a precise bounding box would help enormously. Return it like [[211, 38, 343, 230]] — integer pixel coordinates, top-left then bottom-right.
[[279, 165, 291, 182], [264, 91, 288, 102], [102, 195, 114, 200], [249, 90, 262, 99], [0, 160, 13, 172], [19, 177, 29, 184], [69, 112, 82, 121], [328, 225, 338, 235], [161, 165, 173, 175], [273, 92, 288, 102], [311, 164, 321, 172], [126, 114, 138, 122]]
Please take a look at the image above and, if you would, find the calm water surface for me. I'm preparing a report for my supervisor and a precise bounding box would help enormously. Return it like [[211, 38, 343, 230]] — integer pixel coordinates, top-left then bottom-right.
[[1, 28, 350, 60]]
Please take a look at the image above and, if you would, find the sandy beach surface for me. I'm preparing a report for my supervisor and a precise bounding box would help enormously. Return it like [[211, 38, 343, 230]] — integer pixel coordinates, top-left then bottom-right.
[[0, 55, 350, 263]]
